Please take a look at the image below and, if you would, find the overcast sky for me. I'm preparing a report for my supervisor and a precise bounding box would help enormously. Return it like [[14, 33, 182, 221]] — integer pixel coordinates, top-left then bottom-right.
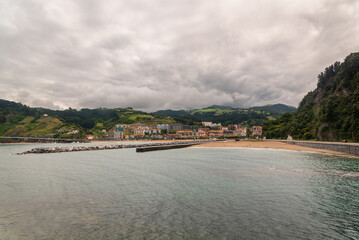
[[1, 0, 359, 111]]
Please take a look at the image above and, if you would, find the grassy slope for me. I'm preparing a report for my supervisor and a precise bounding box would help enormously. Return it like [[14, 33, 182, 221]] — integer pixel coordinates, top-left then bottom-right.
[[0, 108, 176, 138], [4, 116, 64, 137]]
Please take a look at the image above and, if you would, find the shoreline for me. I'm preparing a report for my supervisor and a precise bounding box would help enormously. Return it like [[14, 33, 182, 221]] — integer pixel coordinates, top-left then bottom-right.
[[2, 139, 357, 157], [192, 140, 354, 157]]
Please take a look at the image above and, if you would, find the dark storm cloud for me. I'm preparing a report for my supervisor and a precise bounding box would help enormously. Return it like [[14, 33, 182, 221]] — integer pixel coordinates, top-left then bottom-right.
[[1, 0, 359, 111]]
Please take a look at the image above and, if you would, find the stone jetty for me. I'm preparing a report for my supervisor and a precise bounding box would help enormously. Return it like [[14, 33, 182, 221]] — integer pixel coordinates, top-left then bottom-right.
[[17, 140, 217, 155]]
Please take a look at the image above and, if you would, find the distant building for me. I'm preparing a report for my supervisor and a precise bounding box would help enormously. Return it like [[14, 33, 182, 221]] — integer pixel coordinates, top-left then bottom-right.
[[176, 130, 194, 138], [202, 122, 221, 128], [223, 130, 235, 137], [202, 122, 213, 127], [157, 124, 198, 131], [170, 124, 183, 131], [182, 125, 198, 131], [108, 125, 125, 140], [108, 131, 123, 140], [115, 125, 125, 132], [167, 134, 181, 139], [134, 128, 146, 137], [251, 126, 262, 136], [228, 125, 237, 131], [153, 135, 164, 139], [196, 130, 207, 138], [235, 126, 247, 136], [208, 130, 224, 138], [149, 129, 161, 135], [157, 124, 170, 130], [65, 129, 79, 135], [86, 135, 97, 140], [137, 126, 150, 133]]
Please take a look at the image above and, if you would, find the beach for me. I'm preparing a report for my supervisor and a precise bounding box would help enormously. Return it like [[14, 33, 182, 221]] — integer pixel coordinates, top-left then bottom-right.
[[194, 140, 350, 156]]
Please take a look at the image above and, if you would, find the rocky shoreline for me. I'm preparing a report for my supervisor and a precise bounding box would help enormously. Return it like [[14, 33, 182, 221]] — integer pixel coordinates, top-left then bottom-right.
[[17, 140, 217, 155]]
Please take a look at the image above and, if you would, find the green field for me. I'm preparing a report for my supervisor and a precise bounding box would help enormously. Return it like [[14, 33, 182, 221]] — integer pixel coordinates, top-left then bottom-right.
[[4, 116, 64, 137]]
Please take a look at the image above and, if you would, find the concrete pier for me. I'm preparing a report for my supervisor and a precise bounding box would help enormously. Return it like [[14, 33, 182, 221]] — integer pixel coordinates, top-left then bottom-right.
[[136, 143, 199, 152]]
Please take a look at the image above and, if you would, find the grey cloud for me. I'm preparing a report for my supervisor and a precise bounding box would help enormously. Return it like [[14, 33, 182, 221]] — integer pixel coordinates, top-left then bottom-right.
[[1, 0, 359, 112]]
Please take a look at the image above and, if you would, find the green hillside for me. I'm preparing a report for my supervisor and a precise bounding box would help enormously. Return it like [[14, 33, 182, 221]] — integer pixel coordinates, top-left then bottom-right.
[[250, 104, 297, 115], [264, 52, 359, 141], [5, 116, 64, 137], [0, 100, 175, 138], [203, 105, 234, 110], [154, 104, 296, 126]]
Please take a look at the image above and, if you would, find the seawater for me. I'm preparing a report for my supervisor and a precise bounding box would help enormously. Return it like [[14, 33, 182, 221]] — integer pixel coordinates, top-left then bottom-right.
[[0, 143, 358, 239]]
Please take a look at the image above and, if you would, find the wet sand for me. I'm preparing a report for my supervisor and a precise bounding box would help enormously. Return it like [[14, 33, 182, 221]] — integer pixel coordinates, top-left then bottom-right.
[[194, 140, 349, 156]]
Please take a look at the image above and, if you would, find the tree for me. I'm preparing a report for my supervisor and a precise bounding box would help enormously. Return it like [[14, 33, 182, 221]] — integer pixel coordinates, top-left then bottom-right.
[[0, 115, 5, 123], [246, 128, 252, 138]]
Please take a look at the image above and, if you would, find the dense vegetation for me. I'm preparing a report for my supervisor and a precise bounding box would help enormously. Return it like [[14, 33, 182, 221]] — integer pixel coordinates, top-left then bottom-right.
[[264, 52, 359, 141], [250, 104, 297, 117], [154, 104, 296, 126], [0, 99, 42, 136], [0, 100, 174, 138]]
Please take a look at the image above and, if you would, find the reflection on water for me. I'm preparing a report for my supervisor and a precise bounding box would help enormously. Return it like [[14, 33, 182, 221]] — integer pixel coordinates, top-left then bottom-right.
[[0, 143, 358, 239]]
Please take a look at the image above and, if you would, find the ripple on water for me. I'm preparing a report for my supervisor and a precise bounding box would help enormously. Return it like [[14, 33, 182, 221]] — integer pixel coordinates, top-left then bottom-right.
[[0, 146, 358, 239]]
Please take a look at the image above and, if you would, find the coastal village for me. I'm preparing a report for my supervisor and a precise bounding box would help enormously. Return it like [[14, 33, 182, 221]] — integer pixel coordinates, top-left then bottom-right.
[[87, 122, 263, 140]]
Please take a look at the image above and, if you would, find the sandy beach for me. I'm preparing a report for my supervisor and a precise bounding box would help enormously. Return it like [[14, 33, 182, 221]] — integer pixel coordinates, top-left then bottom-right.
[[194, 140, 349, 156]]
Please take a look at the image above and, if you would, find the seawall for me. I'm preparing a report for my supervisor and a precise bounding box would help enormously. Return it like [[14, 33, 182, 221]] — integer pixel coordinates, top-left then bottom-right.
[[286, 140, 359, 156]]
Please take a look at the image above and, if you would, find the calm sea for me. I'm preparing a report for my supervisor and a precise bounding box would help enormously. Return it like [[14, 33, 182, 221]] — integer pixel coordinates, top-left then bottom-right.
[[0, 143, 358, 239]]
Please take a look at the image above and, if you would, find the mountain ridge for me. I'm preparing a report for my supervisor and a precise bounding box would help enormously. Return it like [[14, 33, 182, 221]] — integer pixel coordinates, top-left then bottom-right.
[[153, 104, 297, 126]]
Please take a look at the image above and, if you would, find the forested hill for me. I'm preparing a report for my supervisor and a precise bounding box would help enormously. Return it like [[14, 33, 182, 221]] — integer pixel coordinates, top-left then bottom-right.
[[154, 104, 296, 126], [0, 99, 174, 138], [250, 104, 296, 114], [264, 52, 359, 141]]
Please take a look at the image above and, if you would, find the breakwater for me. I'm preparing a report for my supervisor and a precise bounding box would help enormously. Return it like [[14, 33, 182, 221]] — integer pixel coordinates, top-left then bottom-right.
[[136, 143, 197, 152], [287, 140, 359, 156], [17, 140, 216, 155]]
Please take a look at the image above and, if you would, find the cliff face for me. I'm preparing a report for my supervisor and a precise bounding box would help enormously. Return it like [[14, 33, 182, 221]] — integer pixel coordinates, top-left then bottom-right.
[[264, 52, 359, 141]]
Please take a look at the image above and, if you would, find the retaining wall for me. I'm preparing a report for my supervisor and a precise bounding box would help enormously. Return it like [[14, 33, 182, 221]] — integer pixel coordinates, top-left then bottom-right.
[[287, 140, 359, 156]]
